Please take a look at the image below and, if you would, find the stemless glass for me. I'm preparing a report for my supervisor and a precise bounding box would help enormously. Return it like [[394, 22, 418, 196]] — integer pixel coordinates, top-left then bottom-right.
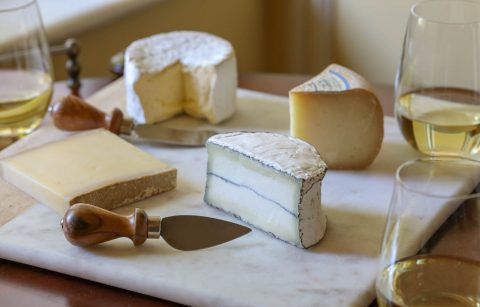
[[376, 157, 480, 306], [395, 0, 480, 158], [0, 0, 52, 144]]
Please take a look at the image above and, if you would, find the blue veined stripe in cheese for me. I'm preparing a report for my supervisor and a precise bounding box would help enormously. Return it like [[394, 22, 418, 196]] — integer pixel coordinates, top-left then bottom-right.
[[204, 132, 328, 248]]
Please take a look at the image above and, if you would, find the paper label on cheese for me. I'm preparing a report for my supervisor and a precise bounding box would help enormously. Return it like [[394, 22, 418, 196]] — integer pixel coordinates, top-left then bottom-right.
[[302, 69, 351, 92], [290, 64, 372, 93]]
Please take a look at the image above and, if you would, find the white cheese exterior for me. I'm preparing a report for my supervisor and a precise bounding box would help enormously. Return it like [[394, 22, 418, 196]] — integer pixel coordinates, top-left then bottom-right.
[[289, 64, 384, 169], [124, 31, 237, 124], [204, 132, 328, 248], [0, 129, 176, 215]]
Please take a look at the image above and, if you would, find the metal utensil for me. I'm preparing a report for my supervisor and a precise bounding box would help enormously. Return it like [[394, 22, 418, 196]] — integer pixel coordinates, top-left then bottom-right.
[[61, 203, 251, 250], [50, 95, 217, 146]]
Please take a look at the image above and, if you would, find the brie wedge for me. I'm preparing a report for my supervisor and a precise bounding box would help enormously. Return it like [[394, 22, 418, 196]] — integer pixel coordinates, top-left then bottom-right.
[[204, 132, 328, 248], [124, 31, 237, 124]]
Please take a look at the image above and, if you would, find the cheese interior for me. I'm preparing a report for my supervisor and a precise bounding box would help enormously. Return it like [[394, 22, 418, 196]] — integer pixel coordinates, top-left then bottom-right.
[[133, 62, 184, 122], [0, 129, 176, 214], [291, 91, 383, 169]]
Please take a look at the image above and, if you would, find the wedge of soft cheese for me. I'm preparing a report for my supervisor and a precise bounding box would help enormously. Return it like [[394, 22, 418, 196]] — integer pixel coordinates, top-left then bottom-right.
[[125, 31, 237, 124], [0, 129, 176, 215], [289, 64, 384, 169], [204, 132, 328, 248]]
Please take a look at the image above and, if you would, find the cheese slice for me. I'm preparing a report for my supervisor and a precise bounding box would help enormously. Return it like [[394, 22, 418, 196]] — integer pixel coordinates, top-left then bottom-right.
[[0, 129, 176, 215], [204, 132, 328, 248], [125, 31, 237, 124], [289, 64, 384, 169]]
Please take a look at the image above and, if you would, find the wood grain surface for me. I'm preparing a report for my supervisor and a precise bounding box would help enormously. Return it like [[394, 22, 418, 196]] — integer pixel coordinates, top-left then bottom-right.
[[62, 204, 149, 247]]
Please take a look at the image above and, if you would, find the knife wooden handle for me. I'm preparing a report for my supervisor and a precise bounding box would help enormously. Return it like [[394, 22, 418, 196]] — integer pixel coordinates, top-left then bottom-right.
[[61, 203, 155, 247], [51, 95, 124, 134]]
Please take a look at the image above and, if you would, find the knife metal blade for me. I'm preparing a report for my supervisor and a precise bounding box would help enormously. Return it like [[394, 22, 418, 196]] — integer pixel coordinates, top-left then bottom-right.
[[160, 215, 251, 251], [123, 120, 218, 147]]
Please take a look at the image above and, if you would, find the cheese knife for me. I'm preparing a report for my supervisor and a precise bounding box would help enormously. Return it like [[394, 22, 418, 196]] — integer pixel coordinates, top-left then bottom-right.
[[61, 203, 251, 250], [50, 95, 218, 146]]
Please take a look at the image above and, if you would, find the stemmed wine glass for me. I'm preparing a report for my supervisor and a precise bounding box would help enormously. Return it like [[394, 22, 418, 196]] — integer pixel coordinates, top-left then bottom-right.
[[0, 0, 53, 145], [395, 0, 480, 159]]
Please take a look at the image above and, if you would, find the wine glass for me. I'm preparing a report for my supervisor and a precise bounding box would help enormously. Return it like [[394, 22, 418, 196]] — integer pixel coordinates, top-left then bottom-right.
[[0, 0, 53, 145], [376, 157, 480, 306], [395, 0, 480, 159]]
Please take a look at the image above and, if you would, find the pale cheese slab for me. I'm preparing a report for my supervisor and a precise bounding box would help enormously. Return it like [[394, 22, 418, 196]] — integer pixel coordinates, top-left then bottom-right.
[[0, 129, 176, 215]]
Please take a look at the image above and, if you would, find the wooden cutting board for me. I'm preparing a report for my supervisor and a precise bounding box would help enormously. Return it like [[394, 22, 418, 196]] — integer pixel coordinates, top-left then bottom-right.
[[0, 79, 427, 306]]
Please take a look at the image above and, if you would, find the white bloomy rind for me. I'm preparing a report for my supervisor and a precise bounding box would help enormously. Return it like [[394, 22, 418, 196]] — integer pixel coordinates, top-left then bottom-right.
[[204, 132, 328, 248], [124, 31, 237, 124]]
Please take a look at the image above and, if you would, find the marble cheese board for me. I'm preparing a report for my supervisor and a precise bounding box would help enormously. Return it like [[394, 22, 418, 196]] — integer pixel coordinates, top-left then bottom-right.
[[0, 79, 425, 306]]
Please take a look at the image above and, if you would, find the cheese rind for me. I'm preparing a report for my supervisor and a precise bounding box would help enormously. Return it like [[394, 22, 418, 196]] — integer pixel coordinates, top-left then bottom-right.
[[289, 64, 384, 169], [0, 129, 176, 215], [204, 132, 327, 248], [125, 31, 237, 124]]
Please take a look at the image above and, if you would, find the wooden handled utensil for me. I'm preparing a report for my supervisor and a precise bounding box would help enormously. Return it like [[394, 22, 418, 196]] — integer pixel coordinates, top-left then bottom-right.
[[61, 204, 251, 250], [50, 95, 217, 146], [51, 95, 131, 134]]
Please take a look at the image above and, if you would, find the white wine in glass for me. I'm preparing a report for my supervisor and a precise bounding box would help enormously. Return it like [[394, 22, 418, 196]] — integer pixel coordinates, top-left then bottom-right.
[[395, 0, 480, 158], [0, 0, 52, 142], [376, 157, 480, 306]]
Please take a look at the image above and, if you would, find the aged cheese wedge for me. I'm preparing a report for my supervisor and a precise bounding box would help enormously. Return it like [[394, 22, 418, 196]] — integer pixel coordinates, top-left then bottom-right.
[[289, 64, 384, 169], [125, 31, 237, 124], [204, 132, 328, 248], [0, 129, 176, 215]]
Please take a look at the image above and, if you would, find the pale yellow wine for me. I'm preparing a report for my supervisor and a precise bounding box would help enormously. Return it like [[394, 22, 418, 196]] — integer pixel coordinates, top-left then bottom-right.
[[0, 70, 52, 138], [396, 88, 480, 157], [377, 254, 480, 307]]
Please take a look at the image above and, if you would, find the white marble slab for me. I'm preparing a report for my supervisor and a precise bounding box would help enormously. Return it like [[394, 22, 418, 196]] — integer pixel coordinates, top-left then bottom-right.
[[0, 89, 424, 306]]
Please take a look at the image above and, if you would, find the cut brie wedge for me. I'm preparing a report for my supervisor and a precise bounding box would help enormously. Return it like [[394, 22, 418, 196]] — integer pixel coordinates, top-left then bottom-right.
[[204, 132, 328, 248], [124, 31, 237, 125]]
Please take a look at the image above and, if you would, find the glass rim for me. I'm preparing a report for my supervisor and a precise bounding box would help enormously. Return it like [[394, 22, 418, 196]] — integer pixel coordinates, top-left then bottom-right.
[[396, 156, 480, 200], [0, 0, 36, 13], [411, 0, 480, 25]]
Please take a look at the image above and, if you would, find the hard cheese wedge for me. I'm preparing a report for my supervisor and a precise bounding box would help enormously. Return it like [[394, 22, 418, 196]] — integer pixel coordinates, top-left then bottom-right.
[[0, 129, 176, 215], [204, 132, 327, 248], [289, 64, 384, 169]]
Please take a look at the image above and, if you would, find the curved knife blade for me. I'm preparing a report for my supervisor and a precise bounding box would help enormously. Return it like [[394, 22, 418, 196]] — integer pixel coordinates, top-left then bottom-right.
[[160, 215, 251, 251]]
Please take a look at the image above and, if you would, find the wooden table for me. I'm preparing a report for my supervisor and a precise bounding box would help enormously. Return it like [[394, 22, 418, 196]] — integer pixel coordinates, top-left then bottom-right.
[[0, 73, 393, 307]]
